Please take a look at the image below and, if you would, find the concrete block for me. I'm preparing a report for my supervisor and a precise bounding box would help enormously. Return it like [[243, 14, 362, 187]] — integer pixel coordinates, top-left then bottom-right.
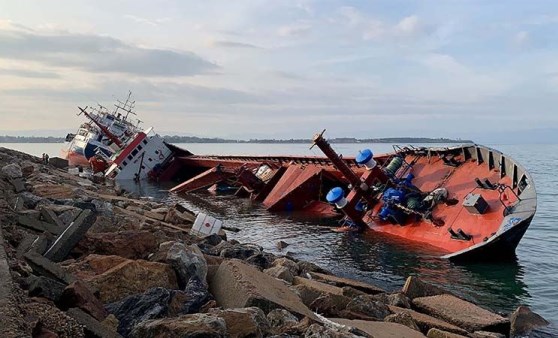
[[67, 307, 123, 338], [413, 294, 509, 334], [40, 207, 65, 228], [331, 318, 426, 338], [23, 251, 75, 285], [17, 215, 63, 235], [44, 209, 97, 262], [309, 272, 385, 294], [389, 306, 469, 336], [15, 234, 37, 258], [209, 259, 317, 320]]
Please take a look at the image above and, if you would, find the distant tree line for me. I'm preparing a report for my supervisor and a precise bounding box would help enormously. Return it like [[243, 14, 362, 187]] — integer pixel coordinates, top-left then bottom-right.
[[0, 136, 64, 143], [1, 135, 472, 144]]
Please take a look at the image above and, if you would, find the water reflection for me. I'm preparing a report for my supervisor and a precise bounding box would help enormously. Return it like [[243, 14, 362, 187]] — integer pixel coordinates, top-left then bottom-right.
[[116, 178, 534, 316]]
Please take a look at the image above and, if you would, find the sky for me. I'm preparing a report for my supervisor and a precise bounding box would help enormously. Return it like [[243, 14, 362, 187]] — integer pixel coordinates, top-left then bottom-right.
[[0, 0, 557, 141]]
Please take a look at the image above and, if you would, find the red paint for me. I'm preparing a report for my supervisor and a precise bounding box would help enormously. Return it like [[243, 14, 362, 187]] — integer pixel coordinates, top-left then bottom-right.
[[113, 133, 146, 165]]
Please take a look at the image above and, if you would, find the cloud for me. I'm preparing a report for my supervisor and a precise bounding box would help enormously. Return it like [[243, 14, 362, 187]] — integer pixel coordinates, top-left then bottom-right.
[[0, 68, 60, 78], [277, 22, 312, 37], [395, 15, 421, 35], [209, 40, 263, 49], [514, 31, 529, 46], [0, 28, 217, 77], [124, 15, 170, 27]]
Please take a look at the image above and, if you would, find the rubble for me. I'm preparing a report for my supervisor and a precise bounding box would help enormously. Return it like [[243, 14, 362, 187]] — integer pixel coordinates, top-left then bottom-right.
[[0, 146, 552, 338]]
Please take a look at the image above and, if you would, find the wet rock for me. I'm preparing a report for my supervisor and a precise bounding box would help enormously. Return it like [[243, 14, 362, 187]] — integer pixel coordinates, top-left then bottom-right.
[[413, 294, 509, 334], [272, 257, 300, 276], [203, 240, 233, 256], [509, 305, 549, 337], [58, 280, 108, 321], [264, 266, 295, 284], [246, 252, 275, 270], [309, 293, 351, 317], [276, 240, 289, 250], [209, 259, 318, 320], [385, 312, 420, 332], [208, 307, 270, 338], [2, 163, 23, 179], [86, 259, 178, 303], [403, 276, 447, 300], [131, 313, 227, 338], [174, 277, 214, 315], [220, 243, 261, 260], [267, 309, 299, 334], [198, 233, 224, 247], [77, 231, 160, 260], [297, 260, 328, 276], [28, 276, 66, 302], [427, 328, 467, 338], [345, 295, 391, 320], [388, 306, 469, 336]]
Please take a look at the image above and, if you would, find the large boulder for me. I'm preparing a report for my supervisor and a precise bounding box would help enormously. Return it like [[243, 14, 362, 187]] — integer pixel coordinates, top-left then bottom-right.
[[271, 257, 300, 276], [267, 309, 299, 335], [413, 294, 509, 334], [403, 276, 447, 300], [77, 231, 160, 260], [309, 272, 385, 295], [345, 295, 391, 320], [28, 275, 66, 302], [208, 307, 270, 338], [331, 319, 426, 338], [264, 266, 295, 284], [388, 306, 469, 336], [86, 259, 179, 303], [58, 280, 108, 321], [2, 163, 23, 179], [131, 313, 227, 338], [385, 312, 421, 332], [220, 244, 262, 260], [509, 305, 549, 337], [106, 285, 210, 337], [209, 259, 318, 320], [309, 293, 352, 317], [164, 243, 208, 289]]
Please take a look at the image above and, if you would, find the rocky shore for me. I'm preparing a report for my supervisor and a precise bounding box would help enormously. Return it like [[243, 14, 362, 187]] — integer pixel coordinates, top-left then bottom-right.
[[0, 146, 551, 338]]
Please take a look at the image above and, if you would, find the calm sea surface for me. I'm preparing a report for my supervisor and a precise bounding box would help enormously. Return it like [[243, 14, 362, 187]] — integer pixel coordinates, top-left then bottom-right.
[[2, 142, 557, 324]]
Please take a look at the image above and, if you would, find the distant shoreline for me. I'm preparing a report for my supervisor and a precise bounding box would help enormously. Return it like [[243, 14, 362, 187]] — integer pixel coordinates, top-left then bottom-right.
[[1, 136, 472, 144]]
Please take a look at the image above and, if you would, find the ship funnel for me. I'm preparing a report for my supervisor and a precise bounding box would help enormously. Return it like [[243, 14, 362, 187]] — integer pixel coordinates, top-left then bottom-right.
[[356, 149, 377, 170], [326, 187, 348, 208]]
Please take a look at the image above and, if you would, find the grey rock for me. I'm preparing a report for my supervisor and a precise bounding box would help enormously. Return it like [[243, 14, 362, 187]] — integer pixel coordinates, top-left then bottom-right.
[[385, 312, 420, 332], [166, 243, 208, 289], [267, 309, 299, 333], [272, 257, 300, 276], [510, 305, 549, 337], [345, 295, 391, 320], [264, 266, 295, 284], [220, 243, 262, 260], [131, 313, 227, 338], [2, 163, 22, 179], [19, 191, 44, 209], [28, 275, 66, 302]]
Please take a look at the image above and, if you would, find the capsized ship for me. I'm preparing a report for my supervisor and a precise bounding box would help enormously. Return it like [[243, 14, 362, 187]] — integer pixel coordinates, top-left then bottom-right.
[[62, 93, 178, 181], [163, 130, 536, 261]]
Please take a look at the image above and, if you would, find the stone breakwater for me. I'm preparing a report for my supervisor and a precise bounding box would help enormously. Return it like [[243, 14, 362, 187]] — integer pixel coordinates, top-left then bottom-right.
[[0, 146, 551, 338]]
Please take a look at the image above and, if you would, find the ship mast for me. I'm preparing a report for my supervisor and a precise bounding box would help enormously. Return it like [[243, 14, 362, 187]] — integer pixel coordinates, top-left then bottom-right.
[[78, 107, 124, 148]]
